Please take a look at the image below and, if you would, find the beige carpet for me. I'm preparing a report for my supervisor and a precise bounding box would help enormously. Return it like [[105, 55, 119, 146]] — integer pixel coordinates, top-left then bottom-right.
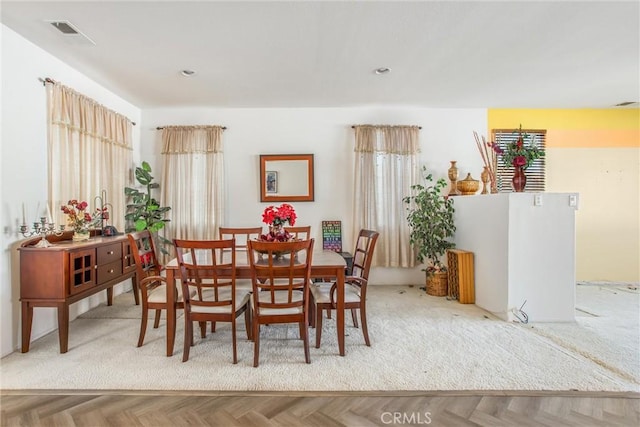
[[0, 284, 638, 392]]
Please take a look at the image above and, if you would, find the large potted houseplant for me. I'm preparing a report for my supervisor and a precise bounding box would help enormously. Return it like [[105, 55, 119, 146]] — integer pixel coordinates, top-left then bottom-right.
[[403, 166, 456, 296], [124, 161, 171, 254]]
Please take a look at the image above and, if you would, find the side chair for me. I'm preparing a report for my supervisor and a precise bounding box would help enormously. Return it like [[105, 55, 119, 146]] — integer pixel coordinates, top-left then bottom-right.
[[127, 230, 197, 348], [213, 227, 260, 332], [284, 225, 311, 240], [310, 229, 379, 348], [219, 227, 263, 250], [173, 238, 252, 363], [247, 238, 314, 367]]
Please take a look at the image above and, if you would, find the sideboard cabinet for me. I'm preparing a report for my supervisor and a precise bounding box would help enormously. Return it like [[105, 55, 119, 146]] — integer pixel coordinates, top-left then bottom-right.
[[19, 232, 136, 353]]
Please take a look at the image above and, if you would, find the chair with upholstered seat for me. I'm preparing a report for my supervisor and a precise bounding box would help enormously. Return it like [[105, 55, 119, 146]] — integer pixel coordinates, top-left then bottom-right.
[[173, 238, 253, 363], [128, 230, 197, 348], [284, 225, 311, 240], [310, 229, 379, 348], [247, 238, 314, 367]]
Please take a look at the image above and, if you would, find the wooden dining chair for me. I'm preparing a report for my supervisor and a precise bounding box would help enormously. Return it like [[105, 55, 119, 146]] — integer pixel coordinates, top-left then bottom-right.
[[247, 238, 314, 367], [310, 229, 379, 348], [219, 227, 263, 250], [284, 225, 311, 240], [127, 230, 197, 348], [173, 238, 253, 363], [214, 227, 260, 331]]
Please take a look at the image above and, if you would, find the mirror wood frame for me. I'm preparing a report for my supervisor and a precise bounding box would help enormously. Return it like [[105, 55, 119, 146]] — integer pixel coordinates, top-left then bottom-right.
[[260, 154, 315, 202]]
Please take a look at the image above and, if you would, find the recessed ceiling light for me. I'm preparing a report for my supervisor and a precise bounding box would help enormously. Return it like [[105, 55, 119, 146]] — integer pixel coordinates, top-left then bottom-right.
[[181, 70, 196, 77], [374, 67, 391, 75]]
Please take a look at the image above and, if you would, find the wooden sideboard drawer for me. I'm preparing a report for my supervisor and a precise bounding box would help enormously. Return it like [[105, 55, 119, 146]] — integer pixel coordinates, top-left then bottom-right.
[[97, 243, 122, 265], [97, 260, 123, 285]]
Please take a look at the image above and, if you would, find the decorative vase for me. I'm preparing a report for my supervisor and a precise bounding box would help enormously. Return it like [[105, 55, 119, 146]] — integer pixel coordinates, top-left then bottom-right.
[[490, 176, 499, 194], [269, 224, 285, 237], [72, 230, 90, 242], [512, 167, 527, 192], [480, 167, 490, 194], [447, 161, 460, 196], [457, 173, 480, 196]]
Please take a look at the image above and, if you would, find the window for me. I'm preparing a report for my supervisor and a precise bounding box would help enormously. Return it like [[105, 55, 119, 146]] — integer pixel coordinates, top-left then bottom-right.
[[47, 81, 133, 231], [491, 129, 546, 192], [352, 125, 420, 268]]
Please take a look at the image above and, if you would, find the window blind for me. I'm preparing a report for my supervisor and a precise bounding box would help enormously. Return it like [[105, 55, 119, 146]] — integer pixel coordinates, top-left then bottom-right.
[[491, 129, 546, 192]]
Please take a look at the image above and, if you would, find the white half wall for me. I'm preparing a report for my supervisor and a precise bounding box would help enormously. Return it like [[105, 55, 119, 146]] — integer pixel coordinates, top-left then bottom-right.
[[454, 193, 577, 322], [0, 25, 142, 357]]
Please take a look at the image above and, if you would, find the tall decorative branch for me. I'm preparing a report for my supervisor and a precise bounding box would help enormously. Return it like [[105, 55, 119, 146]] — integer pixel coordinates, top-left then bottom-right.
[[474, 131, 498, 193]]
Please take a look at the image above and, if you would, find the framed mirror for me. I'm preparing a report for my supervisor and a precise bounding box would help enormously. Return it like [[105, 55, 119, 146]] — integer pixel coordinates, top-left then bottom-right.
[[260, 154, 314, 202]]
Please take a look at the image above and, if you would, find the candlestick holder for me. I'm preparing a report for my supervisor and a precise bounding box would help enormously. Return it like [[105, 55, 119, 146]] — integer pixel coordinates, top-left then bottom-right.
[[20, 217, 65, 248], [94, 190, 116, 235]]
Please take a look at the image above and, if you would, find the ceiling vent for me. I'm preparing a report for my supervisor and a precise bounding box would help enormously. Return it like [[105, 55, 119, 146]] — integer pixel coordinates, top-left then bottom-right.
[[47, 20, 96, 45], [614, 101, 638, 107], [50, 21, 79, 34]]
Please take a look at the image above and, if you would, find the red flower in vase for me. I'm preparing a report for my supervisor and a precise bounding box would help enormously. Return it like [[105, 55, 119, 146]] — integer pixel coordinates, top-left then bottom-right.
[[512, 155, 527, 168], [260, 203, 297, 241], [261, 203, 297, 227], [490, 124, 544, 170]]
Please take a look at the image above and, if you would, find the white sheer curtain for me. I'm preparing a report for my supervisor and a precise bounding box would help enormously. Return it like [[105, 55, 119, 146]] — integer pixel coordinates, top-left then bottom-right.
[[161, 126, 225, 241], [47, 81, 133, 231], [352, 125, 420, 268]]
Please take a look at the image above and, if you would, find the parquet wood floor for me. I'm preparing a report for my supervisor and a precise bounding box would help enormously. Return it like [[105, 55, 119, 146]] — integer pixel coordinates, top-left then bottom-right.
[[1, 390, 638, 426]]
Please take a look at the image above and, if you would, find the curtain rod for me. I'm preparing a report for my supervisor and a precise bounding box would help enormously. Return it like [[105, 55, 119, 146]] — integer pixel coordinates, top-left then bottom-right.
[[156, 126, 227, 130], [39, 77, 136, 126], [351, 125, 422, 129]]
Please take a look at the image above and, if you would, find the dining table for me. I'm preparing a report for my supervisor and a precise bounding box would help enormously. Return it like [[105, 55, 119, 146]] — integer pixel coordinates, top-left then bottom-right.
[[163, 249, 347, 357]]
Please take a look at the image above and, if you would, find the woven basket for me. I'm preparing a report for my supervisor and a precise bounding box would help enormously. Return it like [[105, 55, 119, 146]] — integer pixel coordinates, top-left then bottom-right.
[[426, 271, 448, 296]]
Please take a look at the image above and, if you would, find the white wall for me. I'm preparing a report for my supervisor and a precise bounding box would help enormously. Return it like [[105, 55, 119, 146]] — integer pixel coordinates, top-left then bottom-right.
[[0, 25, 142, 357], [142, 107, 487, 286]]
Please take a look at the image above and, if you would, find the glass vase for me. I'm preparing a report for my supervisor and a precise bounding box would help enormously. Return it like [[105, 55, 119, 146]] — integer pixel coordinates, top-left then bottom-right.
[[72, 230, 90, 242]]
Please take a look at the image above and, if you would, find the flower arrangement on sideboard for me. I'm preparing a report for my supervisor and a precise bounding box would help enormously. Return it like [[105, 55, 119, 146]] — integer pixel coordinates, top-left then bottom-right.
[[61, 199, 105, 234]]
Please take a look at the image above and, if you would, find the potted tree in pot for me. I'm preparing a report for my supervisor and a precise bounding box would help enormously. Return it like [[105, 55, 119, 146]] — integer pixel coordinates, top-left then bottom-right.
[[124, 161, 172, 255], [403, 166, 456, 296]]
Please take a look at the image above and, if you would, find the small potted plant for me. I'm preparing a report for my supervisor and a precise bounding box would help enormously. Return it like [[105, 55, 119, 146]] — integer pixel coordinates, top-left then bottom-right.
[[403, 166, 456, 296]]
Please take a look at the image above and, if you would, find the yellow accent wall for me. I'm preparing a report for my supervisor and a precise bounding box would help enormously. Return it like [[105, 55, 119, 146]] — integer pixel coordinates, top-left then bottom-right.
[[488, 109, 640, 282]]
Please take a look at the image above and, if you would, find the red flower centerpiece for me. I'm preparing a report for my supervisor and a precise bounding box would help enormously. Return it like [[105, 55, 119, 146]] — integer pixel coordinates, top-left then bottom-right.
[[260, 203, 297, 242]]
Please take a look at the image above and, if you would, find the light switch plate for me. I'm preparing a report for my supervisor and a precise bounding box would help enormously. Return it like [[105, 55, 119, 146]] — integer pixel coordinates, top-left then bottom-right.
[[534, 194, 543, 206], [569, 194, 578, 208]]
